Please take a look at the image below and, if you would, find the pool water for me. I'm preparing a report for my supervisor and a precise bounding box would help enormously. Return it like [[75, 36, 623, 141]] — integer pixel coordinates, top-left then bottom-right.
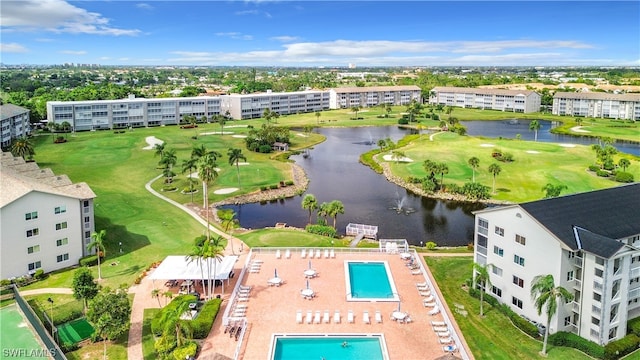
[[346, 262, 397, 301], [272, 336, 385, 360]]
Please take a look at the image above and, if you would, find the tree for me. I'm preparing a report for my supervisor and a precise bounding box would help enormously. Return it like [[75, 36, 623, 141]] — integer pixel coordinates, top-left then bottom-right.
[[591, 143, 617, 169], [163, 291, 173, 306], [315, 111, 321, 124], [87, 287, 131, 360], [618, 158, 631, 172], [529, 120, 541, 142], [10, 137, 35, 161], [530, 274, 573, 355], [181, 157, 198, 203], [87, 230, 107, 280], [488, 163, 502, 195], [377, 139, 386, 152], [185, 245, 206, 299], [327, 200, 345, 229], [156, 297, 194, 350], [542, 183, 568, 198], [435, 162, 449, 189], [218, 116, 226, 135], [473, 263, 492, 317], [153, 142, 166, 158], [159, 148, 177, 183], [72, 267, 99, 314], [391, 150, 405, 164], [317, 202, 330, 225], [197, 154, 219, 240], [218, 209, 237, 254], [468, 157, 480, 183], [151, 288, 162, 307], [227, 148, 247, 188], [203, 237, 225, 299], [301, 194, 318, 225], [350, 105, 361, 120]]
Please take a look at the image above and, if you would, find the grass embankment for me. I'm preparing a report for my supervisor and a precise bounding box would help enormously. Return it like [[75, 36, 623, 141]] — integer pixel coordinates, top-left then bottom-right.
[[383, 132, 638, 203], [426, 256, 589, 359], [551, 118, 640, 143], [142, 308, 160, 360]]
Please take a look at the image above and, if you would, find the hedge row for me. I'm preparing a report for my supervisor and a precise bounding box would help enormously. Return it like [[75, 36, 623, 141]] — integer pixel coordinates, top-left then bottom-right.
[[469, 288, 539, 338], [79, 255, 99, 267], [604, 334, 640, 360], [548, 331, 604, 359], [151, 296, 221, 340], [305, 224, 337, 238]]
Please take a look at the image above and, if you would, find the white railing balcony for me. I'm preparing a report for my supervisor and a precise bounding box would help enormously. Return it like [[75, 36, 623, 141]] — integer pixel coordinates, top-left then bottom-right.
[[477, 245, 487, 256], [629, 287, 640, 299], [594, 281, 604, 291], [574, 257, 583, 267], [572, 301, 581, 312], [630, 266, 640, 278], [572, 279, 582, 290], [592, 305, 601, 314]]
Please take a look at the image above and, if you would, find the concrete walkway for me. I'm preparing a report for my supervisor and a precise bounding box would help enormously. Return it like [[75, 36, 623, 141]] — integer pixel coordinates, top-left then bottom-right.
[[19, 288, 73, 296]]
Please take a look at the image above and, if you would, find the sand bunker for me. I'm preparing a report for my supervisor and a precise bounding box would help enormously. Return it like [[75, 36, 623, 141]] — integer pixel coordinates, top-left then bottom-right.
[[559, 144, 577, 148], [225, 125, 248, 128], [200, 131, 234, 135], [526, 150, 540, 154], [571, 126, 591, 133], [382, 154, 413, 162], [214, 188, 238, 195], [480, 144, 495, 147], [187, 168, 221, 179], [143, 136, 164, 150], [296, 133, 308, 137], [236, 162, 250, 166], [232, 135, 247, 138]]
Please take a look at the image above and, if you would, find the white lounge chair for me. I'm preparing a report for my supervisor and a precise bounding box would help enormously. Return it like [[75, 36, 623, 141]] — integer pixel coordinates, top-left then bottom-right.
[[404, 316, 413, 324], [334, 310, 341, 324], [439, 337, 453, 344], [363, 311, 370, 324], [275, 249, 281, 259], [323, 310, 330, 324], [437, 331, 451, 338], [347, 310, 354, 323], [296, 310, 303, 324], [237, 297, 249, 302], [411, 269, 422, 275], [431, 321, 446, 326], [308, 249, 315, 259], [301, 249, 307, 259], [420, 292, 432, 298], [315, 249, 321, 258], [416, 282, 428, 287], [423, 301, 437, 308], [285, 249, 291, 259], [305, 310, 313, 324], [375, 310, 382, 324], [443, 345, 457, 353], [324, 249, 330, 258], [314, 311, 321, 324], [234, 304, 248, 309], [428, 307, 440, 316], [239, 285, 252, 290], [330, 249, 335, 258], [423, 295, 434, 302], [433, 326, 448, 332]]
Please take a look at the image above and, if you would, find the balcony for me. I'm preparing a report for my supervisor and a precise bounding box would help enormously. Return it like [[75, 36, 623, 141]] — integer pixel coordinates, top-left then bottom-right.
[[571, 301, 581, 312], [574, 257, 584, 267], [594, 281, 604, 291], [572, 279, 582, 290]]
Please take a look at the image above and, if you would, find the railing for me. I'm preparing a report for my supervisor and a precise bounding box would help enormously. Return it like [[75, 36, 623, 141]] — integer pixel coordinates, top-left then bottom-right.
[[594, 281, 603, 291], [574, 257, 583, 267], [571, 301, 581, 312], [630, 266, 640, 279], [572, 278, 582, 290], [476, 245, 487, 256]]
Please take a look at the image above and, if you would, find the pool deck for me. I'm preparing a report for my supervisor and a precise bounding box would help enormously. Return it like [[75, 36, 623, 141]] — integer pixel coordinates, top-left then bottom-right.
[[197, 248, 472, 360]]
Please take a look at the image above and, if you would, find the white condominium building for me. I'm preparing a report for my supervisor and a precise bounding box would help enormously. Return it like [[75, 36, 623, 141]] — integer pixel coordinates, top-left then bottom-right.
[[1, 104, 31, 148], [328, 85, 422, 109], [429, 87, 541, 113], [0, 151, 96, 280], [552, 92, 640, 120], [219, 90, 330, 120], [473, 183, 640, 345]]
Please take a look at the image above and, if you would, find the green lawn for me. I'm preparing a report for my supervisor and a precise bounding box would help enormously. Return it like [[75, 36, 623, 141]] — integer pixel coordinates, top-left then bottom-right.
[[236, 228, 351, 248], [25, 293, 83, 326], [142, 308, 160, 360], [425, 256, 590, 359], [386, 132, 638, 202]]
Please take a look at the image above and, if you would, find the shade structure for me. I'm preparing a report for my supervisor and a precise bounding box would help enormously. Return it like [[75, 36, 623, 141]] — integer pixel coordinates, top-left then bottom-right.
[[149, 255, 238, 281]]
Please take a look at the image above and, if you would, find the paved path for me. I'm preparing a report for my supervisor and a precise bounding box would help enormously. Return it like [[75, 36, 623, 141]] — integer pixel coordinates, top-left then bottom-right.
[[19, 288, 73, 296]]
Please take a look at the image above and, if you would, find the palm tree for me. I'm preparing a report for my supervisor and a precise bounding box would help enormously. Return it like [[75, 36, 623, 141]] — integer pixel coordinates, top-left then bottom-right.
[[301, 194, 318, 225], [435, 162, 449, 189], [203, 237, 225, 299], [227, 148, 247, 188], [473, 263, 492, 317], [350, 105, 361, 120], [197, 154, 219, 240], [391, 150, 405, 164], [529, 120, 541, 142], [218, 117, 226, 135], [157, 299, 194, 348], [186, 244, 207, 297], [315, 111, 321, 124], [488, 163, 502, 195], [468, 157, 480, 183], [218, 209, 237, 254], [159, 148, 177, 183], [327, 200, 345, 229], [619, 158, 631, 172], [153, 142, 166, 158], [181, 157, 198, 202], [191, 144, 222, 162], [10, 137, 35, 161], [87, 230, 107, 280], [377, 139, 386, 153], [162, 291, 173, 306], [151, 289, 162, 307], [385, 104, 392, 118], [531, 274, 574, 355], [317, 202, 330, 225]]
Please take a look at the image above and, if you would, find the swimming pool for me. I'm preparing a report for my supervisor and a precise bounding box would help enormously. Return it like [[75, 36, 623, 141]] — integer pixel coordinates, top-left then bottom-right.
[[270, 334, 389, 360], [344, 261, 399, 302]]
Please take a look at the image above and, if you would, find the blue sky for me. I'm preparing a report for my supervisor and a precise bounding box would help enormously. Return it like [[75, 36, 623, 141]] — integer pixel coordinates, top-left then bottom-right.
[[1, 1, 638, 67]]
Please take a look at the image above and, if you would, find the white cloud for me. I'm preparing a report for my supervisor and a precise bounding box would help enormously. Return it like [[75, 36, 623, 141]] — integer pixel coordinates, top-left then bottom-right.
[[215, 32, 253, 40], [59, 50, 87, 55], [35, 38, 55, 42], [136, 3, 154, 10], [271, 36, 299, 42], [1, 42, 29, 53], [1, 0, 141, 36], [235, 10, 259, 16]]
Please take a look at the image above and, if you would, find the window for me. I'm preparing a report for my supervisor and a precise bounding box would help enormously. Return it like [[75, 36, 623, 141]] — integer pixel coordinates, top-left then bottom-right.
[[26, 228, 39, 237], [495, 226, 505, 236], [56, 238, 68, 246], [513, 275, 524, 288], [492, 266, 503, 277], [568, 252, 575, 259], [54, 206, 66, 214], [84, 216, 90, 223], [85, 231, 91, 239], [491, 286, 502, 297], [567, 271, 574, 281], [609, 327, 618, 340], [595, 268, 603, 278], [515, 234, 526, 245], [477, 234, 488, 248], [83, 200, 89, 207], [564, 316, 571, 326], [478, 218, 488, 236], [56, 253, 69, 263], [595, 257, 605, 266], [28, 261, 42, 271], [592, 317, 600, 326], [55, 222, 68, 230], [512, 296, 523, 309], [514, 254, 525, 267], [493, 246, 504, 256], [594, 293, 602, 302], [25, 211, 38, 220], [27, 245, 40, 254]]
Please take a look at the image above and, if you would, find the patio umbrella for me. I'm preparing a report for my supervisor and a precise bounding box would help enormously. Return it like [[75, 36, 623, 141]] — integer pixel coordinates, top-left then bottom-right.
[[397, 301, 401, 312], [306, 279, 310, 289], [275, 268, 279, 279], [308, 260, 312, 270]]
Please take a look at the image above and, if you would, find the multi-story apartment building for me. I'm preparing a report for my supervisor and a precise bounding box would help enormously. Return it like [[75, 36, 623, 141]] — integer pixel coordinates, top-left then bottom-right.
[[47, 95, 222, 131], [429, 87, 541, 113], [0, 104, 31, 148], [473, 184, 640, 345], [0, 151, 96, 280], [328, 85, 422, 109], [552, 92, 640, 120], [219, 90, 330, 120]]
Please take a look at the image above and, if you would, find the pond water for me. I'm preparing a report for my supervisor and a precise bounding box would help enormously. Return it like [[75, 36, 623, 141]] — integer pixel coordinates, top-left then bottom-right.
[[223, 120, 639, 246]]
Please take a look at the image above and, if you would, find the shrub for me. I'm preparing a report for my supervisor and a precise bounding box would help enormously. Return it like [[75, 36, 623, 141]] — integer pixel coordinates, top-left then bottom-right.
[[285, 180, 294, 186], [258, 144, 272, 153], [604, 334, 640, 360], [79, 255, 99, 267], [596, 170, 610, 177], [425, 241, 437, 250], [603, 160, 616, 171], [588, 165, 600, 172], [397, 118, 409, 125], [628, 317, 640, 336], [248, 142, 260, 152], [548, 332, 604, 359], [468, 288, 539, 338], [33, 269, 45, 280], [151, 295, 198, 335], [461, 182, 491, 200], [305, 224, 337, 238], [154, 334, 176, 357], [615, 171, 635, 183], [192, 299, 221, 338], [406, 176, 422, 184], [0, 279, 11, 286], [269, 184, 279, 190], [173, 342, 198, 360], [260, 185, 268, 191]]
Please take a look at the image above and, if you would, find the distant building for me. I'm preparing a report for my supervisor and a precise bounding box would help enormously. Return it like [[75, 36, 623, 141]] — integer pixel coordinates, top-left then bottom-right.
[[219, 90, 330, 120], [0, 104, 31, 148], [329, 85, 422, 109], [1, 151, 96, 280], [473, 184, 640, 345], [429, 87, 541, 113], [552, 92, 640, 120]]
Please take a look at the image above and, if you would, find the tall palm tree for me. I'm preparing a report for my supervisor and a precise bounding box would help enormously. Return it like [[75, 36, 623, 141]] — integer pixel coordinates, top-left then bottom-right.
[[391, 150, 405, 164], [351, 105, 361, 120], [531, 274, 574, 355], [301, 194, 318, 225], [619, 158, 631, 172], [227, 148, 247, 188], [153, 142, 165, 158], [377, 139, 386, 153], [10, 137, 35, 161], [159, 148, 177, 183], [186, 243, 206, 296], [435, 162, 449, 189], [197, 154, 219, 239], [473, 263, 492, 317], [87, 230, 107, 280], [182, 157, 198, 202], [317, 202, 330, 226], [468, 157, 480, 183], [203, 237, 225, 299], [529, 120, 541, 142], [151, 289, 162, 307], [157, 299, 194, 348], [218, 117, 226, 135], [327, 200, 345, 229], [315, 111, 321, 124], [218, 209, 237, 254], [488, 163, 502, 195]]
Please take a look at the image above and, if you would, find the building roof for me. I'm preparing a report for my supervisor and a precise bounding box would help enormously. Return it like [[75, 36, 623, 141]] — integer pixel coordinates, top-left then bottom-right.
[[431, 86, 538, 96], [519, 183, 640, 258], [0, 103, 30, 121], [332, 85, 421, 93], [553, 92, 640, 102], [0, 151, 96, 208]]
